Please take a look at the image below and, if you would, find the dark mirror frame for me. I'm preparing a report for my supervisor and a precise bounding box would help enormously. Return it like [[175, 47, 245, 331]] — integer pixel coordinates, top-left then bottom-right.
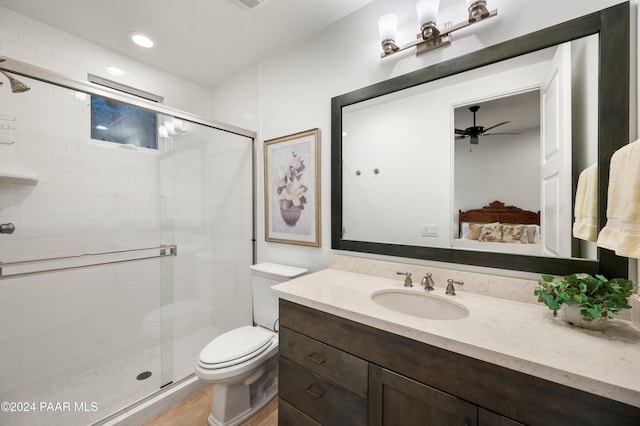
[[331, 3, 629, 278]]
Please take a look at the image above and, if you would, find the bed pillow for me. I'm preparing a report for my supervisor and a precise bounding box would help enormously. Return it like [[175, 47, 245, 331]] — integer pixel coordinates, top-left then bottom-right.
[[502, 224, 527, 244], [478, 223, 503, 242], [466, 223, 483, 240], [462, 222, 499, 240], [525, 225, 541, 244]]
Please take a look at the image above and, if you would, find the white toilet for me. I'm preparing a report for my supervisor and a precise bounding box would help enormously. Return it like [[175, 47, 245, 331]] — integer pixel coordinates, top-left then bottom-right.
[[195, 262, 307, 426]]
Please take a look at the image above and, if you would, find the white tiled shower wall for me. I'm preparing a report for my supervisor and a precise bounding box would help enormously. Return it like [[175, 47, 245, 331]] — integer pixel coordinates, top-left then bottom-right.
[[0, 74, 166, 401]]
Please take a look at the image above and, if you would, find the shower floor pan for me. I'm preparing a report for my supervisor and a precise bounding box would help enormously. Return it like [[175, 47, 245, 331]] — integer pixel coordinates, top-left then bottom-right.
[[0, 326, 218, 426]]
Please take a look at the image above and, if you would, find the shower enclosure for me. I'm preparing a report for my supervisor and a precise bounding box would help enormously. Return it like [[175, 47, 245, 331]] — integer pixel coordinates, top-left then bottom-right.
[[0, 56, 255, 425]]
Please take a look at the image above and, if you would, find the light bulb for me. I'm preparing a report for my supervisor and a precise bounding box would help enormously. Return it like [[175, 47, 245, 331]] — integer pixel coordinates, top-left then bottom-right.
[[416, 0, 439, 25], [164, 120, 175, 135], [377, 13, 398, 42]]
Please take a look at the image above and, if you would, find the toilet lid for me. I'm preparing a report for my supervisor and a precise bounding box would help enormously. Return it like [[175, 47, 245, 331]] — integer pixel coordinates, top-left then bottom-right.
[[199, 326, 274, 368]]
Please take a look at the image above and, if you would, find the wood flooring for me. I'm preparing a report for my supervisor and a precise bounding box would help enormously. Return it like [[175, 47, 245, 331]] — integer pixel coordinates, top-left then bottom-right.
[[145, 385, 278, 426]]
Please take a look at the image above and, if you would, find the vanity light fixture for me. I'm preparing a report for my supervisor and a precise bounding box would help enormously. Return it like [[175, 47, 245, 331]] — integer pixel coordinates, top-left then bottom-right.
[[378, 0, 497, 58]]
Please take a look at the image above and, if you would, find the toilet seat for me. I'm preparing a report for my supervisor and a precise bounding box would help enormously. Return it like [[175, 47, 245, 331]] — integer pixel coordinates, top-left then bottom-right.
[[198, 325, 275, 370]]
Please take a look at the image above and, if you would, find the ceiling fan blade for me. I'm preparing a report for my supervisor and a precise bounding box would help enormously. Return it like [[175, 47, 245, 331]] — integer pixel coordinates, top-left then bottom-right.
[[455, 128, 467, 135], [481, 121, 510, 133], [455, 136, 467, 140], [482, 132, 521, 136]]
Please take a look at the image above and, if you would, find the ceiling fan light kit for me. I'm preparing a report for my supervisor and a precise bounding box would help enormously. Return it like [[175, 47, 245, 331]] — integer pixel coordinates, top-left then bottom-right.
[[378, 0, 497, 58]]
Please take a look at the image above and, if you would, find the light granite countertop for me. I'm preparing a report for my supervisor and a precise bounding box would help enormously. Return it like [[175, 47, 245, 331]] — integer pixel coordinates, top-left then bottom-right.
[[272, 268, 640, 408]]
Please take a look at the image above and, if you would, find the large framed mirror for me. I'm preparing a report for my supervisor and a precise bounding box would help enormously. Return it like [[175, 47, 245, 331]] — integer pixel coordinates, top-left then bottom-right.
[[331, 3, 629, 278]]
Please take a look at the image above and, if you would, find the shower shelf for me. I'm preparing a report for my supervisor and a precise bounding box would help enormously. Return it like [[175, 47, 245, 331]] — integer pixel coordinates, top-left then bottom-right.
[[0, 168, 38, 184]]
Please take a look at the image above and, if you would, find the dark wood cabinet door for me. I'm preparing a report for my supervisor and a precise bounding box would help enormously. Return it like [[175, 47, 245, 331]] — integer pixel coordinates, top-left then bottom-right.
[[369, 365, 477, 426], [478, 408, 525, 426]]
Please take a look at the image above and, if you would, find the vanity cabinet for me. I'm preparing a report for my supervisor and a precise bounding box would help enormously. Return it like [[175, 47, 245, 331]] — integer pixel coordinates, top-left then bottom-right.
[[369, 365, 477, 426], [278, 299, 640, 426]]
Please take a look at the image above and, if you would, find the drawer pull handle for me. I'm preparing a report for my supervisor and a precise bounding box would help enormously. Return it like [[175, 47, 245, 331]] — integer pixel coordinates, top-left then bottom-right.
[[306, 384, 325, 398], [306, 353, 326, 364]]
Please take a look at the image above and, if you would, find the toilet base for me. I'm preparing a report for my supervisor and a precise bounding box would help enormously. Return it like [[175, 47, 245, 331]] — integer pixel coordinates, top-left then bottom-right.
[[207, 356, 278, 426]]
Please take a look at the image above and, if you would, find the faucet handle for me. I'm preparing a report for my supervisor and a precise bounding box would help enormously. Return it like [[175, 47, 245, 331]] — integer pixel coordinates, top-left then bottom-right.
[[445, 279, 464, 296], [421, 273, 435, 291], [396, 271, 413, 287]]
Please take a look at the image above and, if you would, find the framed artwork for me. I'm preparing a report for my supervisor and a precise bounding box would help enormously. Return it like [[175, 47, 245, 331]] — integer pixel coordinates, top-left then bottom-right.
[[264, 128, 321, 246]]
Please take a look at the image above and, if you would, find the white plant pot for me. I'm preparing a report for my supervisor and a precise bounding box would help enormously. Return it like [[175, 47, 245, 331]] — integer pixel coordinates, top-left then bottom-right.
[[559, 303, 609, 330]]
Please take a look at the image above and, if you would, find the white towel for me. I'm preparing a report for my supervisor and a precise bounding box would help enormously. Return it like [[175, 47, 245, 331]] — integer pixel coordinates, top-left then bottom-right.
[[572, 164, 597, 241], [597, 140, 640, 258]]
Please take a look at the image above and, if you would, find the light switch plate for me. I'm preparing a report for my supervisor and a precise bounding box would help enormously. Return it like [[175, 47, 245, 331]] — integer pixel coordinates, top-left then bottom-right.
[[421, 225, 439, 237]]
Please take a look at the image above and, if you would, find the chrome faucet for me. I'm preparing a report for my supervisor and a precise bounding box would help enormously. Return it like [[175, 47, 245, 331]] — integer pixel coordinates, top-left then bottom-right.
[[396, 271, 413, 287], [421, 273, 435, 291], [446, 279, 464, 295]]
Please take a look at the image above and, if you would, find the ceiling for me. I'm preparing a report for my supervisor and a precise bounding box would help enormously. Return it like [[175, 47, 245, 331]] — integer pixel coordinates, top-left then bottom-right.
[[454, 90, 541, 136], [0, 0, 374, 88]]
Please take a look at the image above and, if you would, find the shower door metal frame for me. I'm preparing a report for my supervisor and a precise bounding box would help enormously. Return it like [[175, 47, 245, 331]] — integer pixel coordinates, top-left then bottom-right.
[[0, 56, 256, 139]]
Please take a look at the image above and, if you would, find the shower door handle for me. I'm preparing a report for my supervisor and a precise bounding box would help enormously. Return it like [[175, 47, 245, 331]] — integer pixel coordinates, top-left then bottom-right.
[[0, 223, 15, 234]]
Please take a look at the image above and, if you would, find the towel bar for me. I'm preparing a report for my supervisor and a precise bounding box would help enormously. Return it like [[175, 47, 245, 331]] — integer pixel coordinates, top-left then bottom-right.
[[0, 244, 177, 280]]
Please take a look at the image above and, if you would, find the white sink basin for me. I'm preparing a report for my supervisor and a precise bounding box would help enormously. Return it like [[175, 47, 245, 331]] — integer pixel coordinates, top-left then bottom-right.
[[371, 289, 470, 320]]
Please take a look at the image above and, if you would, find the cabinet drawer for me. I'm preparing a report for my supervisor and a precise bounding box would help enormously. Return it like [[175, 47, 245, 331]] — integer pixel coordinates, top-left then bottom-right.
[[279, 357, 367, 426], [279, 398, 320, 426], [280, 326, 368, 399]]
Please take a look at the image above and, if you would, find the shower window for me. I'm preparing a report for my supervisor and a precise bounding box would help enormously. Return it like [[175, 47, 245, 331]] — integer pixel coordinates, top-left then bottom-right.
[[90, 96, 158, 149]]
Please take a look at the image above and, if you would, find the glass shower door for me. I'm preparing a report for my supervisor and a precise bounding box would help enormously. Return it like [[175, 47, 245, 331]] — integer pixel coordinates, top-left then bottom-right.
[[0, 58, 256, 426], [0, 74, 170, 425], [158, 116, 254, 382]]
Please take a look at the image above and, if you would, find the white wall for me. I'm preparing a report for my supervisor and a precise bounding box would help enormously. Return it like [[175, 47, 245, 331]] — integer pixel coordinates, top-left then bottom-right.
[[571, 35, 600, 259], [455, 127, 541, 229], [210, 0, 632, 274], [0, 6, 212, 116]]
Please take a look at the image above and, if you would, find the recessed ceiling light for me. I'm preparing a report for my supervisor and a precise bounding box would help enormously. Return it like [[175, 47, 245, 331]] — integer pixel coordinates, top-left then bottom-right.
[[128, 31, 155, 48], [96, 125, 108, 130]]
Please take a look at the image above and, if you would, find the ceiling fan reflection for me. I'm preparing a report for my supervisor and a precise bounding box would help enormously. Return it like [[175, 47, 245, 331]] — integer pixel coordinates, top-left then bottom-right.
[[455, 105, 520, 146]]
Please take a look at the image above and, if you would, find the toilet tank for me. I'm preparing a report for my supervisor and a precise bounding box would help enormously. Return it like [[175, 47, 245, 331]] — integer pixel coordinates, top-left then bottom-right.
[[250, 262, 307, 331]]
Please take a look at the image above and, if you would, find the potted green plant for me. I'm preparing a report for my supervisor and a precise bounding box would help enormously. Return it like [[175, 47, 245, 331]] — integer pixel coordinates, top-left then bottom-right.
[[534, 273, 637, 330]]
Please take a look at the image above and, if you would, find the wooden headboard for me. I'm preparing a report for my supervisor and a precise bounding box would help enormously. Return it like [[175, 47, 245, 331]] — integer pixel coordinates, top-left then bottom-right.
[[458, 201, 541, 236]]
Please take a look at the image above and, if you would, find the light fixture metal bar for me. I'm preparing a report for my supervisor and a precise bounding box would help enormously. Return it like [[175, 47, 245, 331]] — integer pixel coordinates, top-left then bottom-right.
[[438, 8, 497, 37], [380, 8, 497, 58], [381, 36, 425, 58], [415, 34, 452, 55]]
